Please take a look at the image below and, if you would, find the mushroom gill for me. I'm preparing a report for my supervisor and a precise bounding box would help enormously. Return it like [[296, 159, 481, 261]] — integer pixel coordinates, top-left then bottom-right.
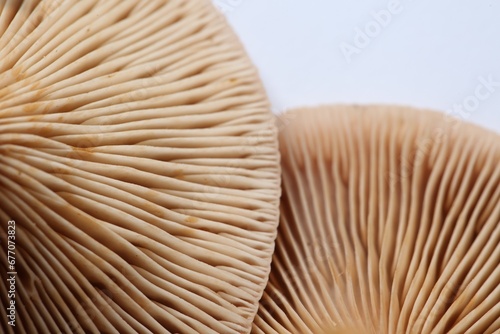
[[0, 1, 280, 333], [252, 105, 500, 334]]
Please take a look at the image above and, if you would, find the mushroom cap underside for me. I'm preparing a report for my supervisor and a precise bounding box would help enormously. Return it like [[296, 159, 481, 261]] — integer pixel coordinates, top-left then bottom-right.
[[253, 105, 500, 334], [0, 1, 280, 333]]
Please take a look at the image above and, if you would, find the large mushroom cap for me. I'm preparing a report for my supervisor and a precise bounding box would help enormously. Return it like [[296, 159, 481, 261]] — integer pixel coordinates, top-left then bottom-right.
[[0, 1, 280, 333], [253, 105, 500, 333]]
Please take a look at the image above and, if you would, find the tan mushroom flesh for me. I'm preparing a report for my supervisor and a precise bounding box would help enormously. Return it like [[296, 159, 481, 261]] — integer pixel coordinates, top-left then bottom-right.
[[253, 105, 500, 334], [0, 1, 280, 333]]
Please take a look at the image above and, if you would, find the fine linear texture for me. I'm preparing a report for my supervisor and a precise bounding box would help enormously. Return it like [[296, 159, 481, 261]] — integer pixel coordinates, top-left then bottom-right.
[[0, 1, 280, 333], [253, 105, 500, 334]]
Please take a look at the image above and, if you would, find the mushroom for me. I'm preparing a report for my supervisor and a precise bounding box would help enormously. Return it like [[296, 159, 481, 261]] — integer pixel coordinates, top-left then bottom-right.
[[0, 1, 280, 333], [252, 105, 500, 333]]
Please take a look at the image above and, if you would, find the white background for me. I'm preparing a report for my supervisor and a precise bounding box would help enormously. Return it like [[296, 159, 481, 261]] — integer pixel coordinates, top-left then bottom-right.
[[215, 0, 500, 134]]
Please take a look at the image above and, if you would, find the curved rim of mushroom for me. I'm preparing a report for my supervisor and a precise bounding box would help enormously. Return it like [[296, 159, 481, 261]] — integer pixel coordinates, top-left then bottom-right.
[[252, 105, 500, 334], [0, 1, 280, 333]]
